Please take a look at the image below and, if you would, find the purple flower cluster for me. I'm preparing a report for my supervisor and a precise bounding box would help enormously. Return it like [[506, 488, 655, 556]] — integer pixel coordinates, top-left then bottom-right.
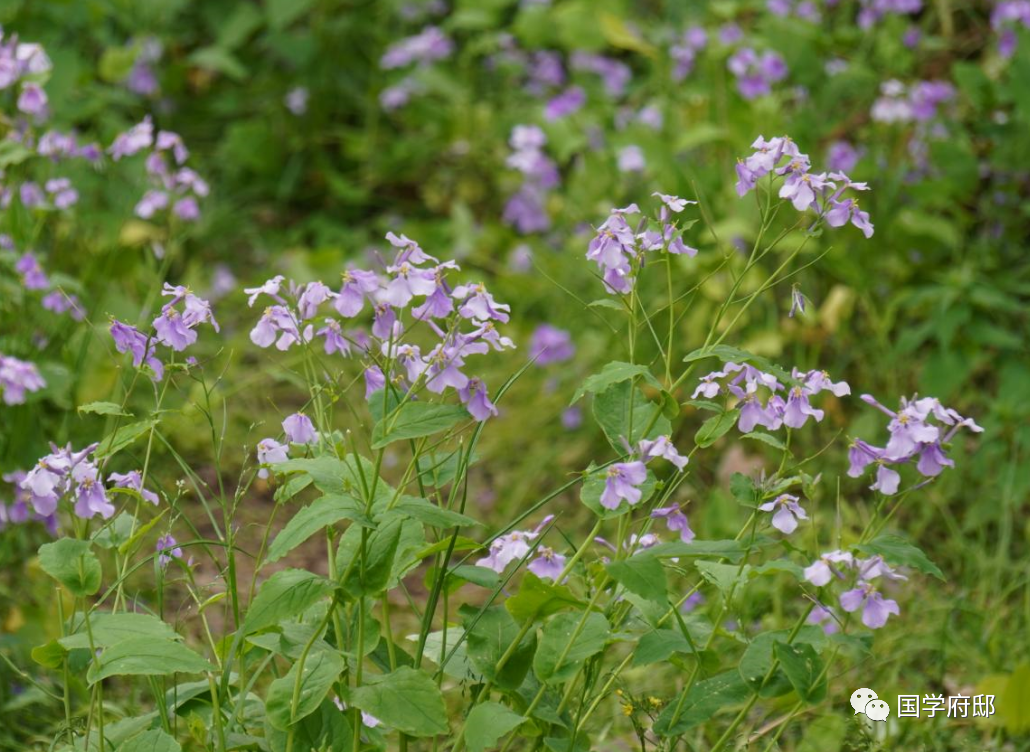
[[544, 85, 586, 121], [378, 26, 453, 112], [871, 79, 955, 125], [586, 192, 698, 295], [599, 435, 688, 511], [20, 444, 158, 522], [12, 249, 85, 320], [569, 52, 632, 97], [758, 493, 808, 534], [476, 515, 566, 581], [857, 0, 922, 29], [247, 233, 513, 424], [727, 49, 787, 100], [1, 470, 58, 534], [504, 125, 558, 234], [124, 38, 162, 97], [847, 395, 983, 495], [804, 552, 906, 629], [0, 353, 46, 405], [735, 136, 875, 237], [0, 33, 51, 112], [993, 2, 1030, 58], [670, 26, 707, 82], [109, 117, 208, 222], [156, 533, 184, 567], [693, 364, 851, 434], [110, 284, 218, 381], [767, 0, 820, 21]]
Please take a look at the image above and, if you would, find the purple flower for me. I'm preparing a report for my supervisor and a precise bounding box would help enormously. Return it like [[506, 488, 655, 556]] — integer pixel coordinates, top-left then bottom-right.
[[110, 320, 164, 380], [316, 319, 350, 355], [256, 438, 289, 479], [788, 285, 807, 318], [651, 505, 695, 543], [135, 190, 169, 218], [476, 529, 539, 572], [561, 406, 583, 430], [681, 591, 705, 612], [17, 83, 47, 117], [152, 308, 197, 351], [825, 198, 874, 238], [827, 140, 862, 173], [528, 547, 566, 581], [638, 436, 688, 470], [544, 86, 585, 121], [617, 145, 646, 173], [459, 378, 498, 422], [870, 464, 900, 495], [806, 604, 839, 634], [846, 440, 882, 478], [173, 196, 200, 221], [380, 26, 453, 69], [839, 584, 900, 629], [244, 276, 286, 307], [109, 116, 154, 160], [282, 413, 317, 444], [380, 263, 436, 308], [297, 281, 336, 320], [335, 269, 380, 317], [15, 252, 48, 289], [108, 470, 160, 505], [71, 462, 115, 520], [285, 86, 309, 115], [600, 461, 647, 510], [0, 354, 46, 404], [364, 366, 386, 399], [453, 283, 510, 323], [45, 178, 78, 209], [529, 325, 575, 366], [504, 185, 551, 234], [758, 493, 807, 534], [156, 534, 183, 567], [803, 550, 854, 586]]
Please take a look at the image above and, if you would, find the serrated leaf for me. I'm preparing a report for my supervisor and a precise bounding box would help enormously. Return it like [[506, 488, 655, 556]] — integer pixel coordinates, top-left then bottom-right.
[[606, 555, 667, 603], [775, 642, 826, 703], [571, 361, 659, 404], [464, 606, 535, 690], [695, 560, 751, 597], [38, 539, 101, 597], [633, 629, 693, 667], [592, 380, 671, 450], [654, 670, 751, 735], [118, 729, 182, 752], [88, 638, 214, 683], [348, 667, 448, 737], [742, 431, 787, 450], [854, 534, 945, 581], [394, 496, 479, 528], [464, 702, 525, 752], [505, 573, 585, 623], [244, 569, 335, 635], [78, 401, 131, 417], [371, 402, 469, 449]]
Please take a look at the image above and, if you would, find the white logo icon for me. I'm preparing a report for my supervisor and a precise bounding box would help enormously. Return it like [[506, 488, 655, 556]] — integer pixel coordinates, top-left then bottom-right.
[[850, 688, 890, 721]]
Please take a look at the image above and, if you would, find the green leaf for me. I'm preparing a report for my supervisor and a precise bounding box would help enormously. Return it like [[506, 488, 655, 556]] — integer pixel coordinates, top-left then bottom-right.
[[31, 639, 67, 669], [742, 431, 786, 451], [38, 539, 102, 597], [187, 47, 247, 81], [592, 381, 671, 449], [506, 573, 585, 623], [571, 361, 659, 404], [266, 647, 344, 730], [0, 139, 34, 168], [606, 555, 667, 603], [61, 612, 179, 650], [243, 569, 335, 634], [265, 495, 370, 565], [88, 638, 214, 683], [774, 642, 826, 703], [118, 729, 182, 752], [464, 702, 525, 752], [695, 560, 751, 597], [586, 298, 625, 312], [633, 629, 693, 667], [78, 401, 131, 417], [646, 539, 748, 562], [854, 534, 945, 581], [371, 402, 469, 448], [265, 699, 352, 752], [695, 409, 740, 448], [654, 670, 751, 735], [464, 606, 536, 690], [267, 0, 316, 29], [533, 612, 610, 684], [729, 473, 759, 507], [98, 45, 138, 83], [394, 496, 480, 528], [410, 630, 481, 681], [348, 666, 449, 737], [273, 455, 378, 499], [95, 420, 158, 459], [341, 516, 404, 597], [450, 564, 500, 589]]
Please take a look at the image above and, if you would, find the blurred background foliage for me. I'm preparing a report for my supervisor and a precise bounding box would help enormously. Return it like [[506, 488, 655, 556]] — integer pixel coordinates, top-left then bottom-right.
[[1, 0, 1028, 748]]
